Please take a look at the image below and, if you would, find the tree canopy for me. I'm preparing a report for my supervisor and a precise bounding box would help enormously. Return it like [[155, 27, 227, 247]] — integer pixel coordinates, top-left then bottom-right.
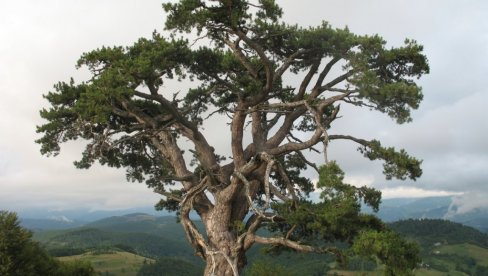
[[37, 1, 429, 275]]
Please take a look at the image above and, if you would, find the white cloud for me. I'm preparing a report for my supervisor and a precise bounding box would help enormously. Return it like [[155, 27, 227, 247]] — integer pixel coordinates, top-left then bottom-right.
[[380, 186, 463, 199], [448, 192, 488, 215]]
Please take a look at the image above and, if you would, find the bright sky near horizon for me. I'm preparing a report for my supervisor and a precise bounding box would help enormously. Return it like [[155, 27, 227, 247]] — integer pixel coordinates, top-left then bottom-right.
[[0, 0, 487, 213]]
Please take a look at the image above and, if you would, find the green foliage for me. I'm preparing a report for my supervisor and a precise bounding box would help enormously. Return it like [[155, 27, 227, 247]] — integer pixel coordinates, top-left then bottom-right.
[[269, 162, 384, 246], [137, 257, 202, 276], [352, 230, 420, 275], [389, 219, 488, 248], [246, 260, 293, 276], [317, 161, 381, 211], [48, 247, 89, 257], [55, 260, 95, 276], [42, 227, 196, 260], [359, 140, 422, 181], [388, 219, 488, 275], [0, 210, 95, 276], [265, 162, 415, 273]]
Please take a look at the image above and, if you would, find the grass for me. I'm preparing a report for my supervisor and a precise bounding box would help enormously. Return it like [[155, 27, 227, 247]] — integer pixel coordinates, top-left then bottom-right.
[[57, 251, 153, 276], [327, 270, 382, 276], [414, 268, 461, 276], [438, 243, 488, 266]]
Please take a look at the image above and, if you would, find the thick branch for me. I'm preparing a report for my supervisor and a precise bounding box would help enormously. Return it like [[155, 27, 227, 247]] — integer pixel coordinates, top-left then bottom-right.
[[251, 111, 266, 151], [134, 90, 219, 172], [266, 93, 347, 152], [231, 105, 247, 167], [248, 235, 341, 255], [180, 177, 212, 259], [328, 134, 370, 146]]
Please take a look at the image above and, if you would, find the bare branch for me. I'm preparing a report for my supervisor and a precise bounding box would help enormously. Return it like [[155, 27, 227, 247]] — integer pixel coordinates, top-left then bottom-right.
[[287, 135, 320, 154], [328, 134, 370, 146], [294, 150, 319, 173]]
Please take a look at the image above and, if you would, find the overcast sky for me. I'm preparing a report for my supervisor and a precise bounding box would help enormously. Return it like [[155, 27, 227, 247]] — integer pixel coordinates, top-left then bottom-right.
[[0, 0, 487, 214]]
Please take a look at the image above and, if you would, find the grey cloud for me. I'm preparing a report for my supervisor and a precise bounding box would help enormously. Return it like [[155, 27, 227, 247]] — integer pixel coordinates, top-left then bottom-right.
[[1, 0, 487, 211]]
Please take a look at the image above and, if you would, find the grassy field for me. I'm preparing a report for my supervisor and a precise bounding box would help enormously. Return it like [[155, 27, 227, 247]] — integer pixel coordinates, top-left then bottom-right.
[[438, 243, 488, 266], [58, 251, 153, 276], [414, 268, 466, 276], [329, 268, 464, 276], [328, 270, 382, 276]]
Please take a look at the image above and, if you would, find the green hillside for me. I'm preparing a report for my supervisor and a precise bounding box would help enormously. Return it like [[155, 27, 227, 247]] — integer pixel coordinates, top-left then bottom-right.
[[40, 227, 198, 261], [83, 213, 204, 241], [34, 215, 488, 275], [389, 219, 488, 275], [58, 251, 152, 276], [389, 219, 488, 248]]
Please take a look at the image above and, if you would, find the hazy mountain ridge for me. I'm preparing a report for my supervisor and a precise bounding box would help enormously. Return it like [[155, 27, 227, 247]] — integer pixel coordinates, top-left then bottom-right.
[[20, 196, 488, 233], [21, 217, 86, 230]]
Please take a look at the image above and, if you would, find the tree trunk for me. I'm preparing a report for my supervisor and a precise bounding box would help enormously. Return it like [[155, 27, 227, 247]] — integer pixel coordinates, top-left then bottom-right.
[[203, 253, 238, 276], [202, 202, 245, 276]]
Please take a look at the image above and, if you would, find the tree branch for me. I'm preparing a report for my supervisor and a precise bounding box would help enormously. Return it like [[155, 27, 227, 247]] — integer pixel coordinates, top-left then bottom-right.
[[248, 234, 341, 255], [295, 59, 320, 100], [233, 29, 274, 92], [274, 49, 310, 81], [313, 57, 341, 91], [223, 37, 258, 79]]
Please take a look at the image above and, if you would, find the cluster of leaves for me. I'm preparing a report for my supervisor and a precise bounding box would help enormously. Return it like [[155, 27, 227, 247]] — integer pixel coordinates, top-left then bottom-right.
[[358, 139, 422, 180], [266, 162, 419, 274], [351, 230, 420, 276]]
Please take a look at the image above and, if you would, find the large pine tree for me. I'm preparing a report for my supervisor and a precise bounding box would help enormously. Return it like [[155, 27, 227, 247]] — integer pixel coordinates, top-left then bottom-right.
[[37, 1, 429, 275]]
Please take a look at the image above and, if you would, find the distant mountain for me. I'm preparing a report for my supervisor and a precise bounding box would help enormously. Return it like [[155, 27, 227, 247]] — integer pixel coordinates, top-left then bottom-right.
[[42, 227, 194, 259], [17, 195, 488, 233], [83, 213, 204, 241], [16, 206, 173, 223], [20, 217, 86, 230]]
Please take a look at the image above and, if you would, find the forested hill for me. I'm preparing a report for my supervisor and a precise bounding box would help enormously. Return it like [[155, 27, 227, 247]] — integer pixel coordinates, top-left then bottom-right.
[[389, 219, 488, 248], [30, 215, 488, 275]]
